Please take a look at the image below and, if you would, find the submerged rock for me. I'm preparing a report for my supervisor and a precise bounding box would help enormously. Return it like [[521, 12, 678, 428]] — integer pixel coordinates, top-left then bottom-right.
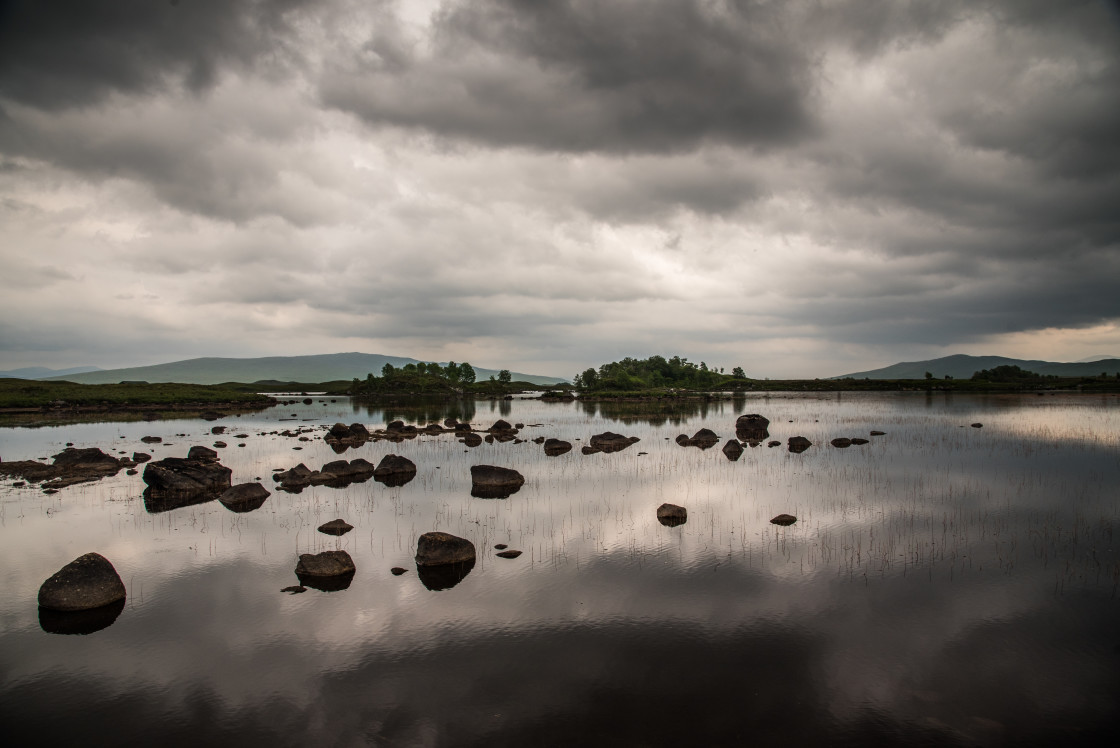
[[767, 440, 781, 448], [543, 438, 572, 456], [295, 551, 356, 590], [38, 552, 126, 612], [461, 433, 483, 448], [971, 423, 983, 428], [589, 432, 640, 453], [735, 414, 770, 443], [870, 430, 886, 436], [722, 439, 744, 461], [850, 438, 869, 445], [495, 549, 523, 559], [218, 483, 270, 512], [281, 585, 306, 594], [830, 438, 852, 448], [470, 465, 525, 498], [417, 560, 475, 591], [142, 449, 231, 499], [678, 429, 720, 449], [318, 518, 354, 536], [770, 514, 797, 526], [657, 503, 688, 527], [374, 454, 417, 487], [415, 531, 476, 566], [787, 436, 812, 454]]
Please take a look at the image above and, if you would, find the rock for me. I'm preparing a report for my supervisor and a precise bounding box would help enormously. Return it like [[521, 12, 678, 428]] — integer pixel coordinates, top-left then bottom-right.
[[722, 440, 744, 461], [187, 446, 219, 462], [211, 426, 226, 435], [140, 436, 162, 444], [461, 433, 483, 447], [38, 552, 126, 612], [415, 531, 476, 566], [677, 429, 720, 449], [281, 586, 306, 594], [295, 550, 356, 577], [386, 420, 405, 432], [787, 436, 812, 454], [132, 452, 151, 463], [735, 414, 770, 443], [767, 440, 781, 448], [374, 454, 417, 487], [213, 441, 227, 448], [850, 438, 869, 445], [870, 430, 886, 436], [318, 518, 354, 535], [390, 567, 408, 576], [496, 550, 522, 559], [142, 451, 232, 504], [589, 432, 640, 453], [218, 483, 270, 512], [514, 423, 525, 429], [971, 423, 983, 428], [771, 514, 797, 526], [543, 438, 572, 456], [494, 543, 508, 550], [51, 447, 121, 472], [489, 419, 516, 433], [657, 503, 688, 527], [273, 463, 313, 491], [443, 417, 459, 428], [126, 469, 138, 475], [581, 445, 601, 455], [830, 438, 852, 448], [470, 465, 525, 498]]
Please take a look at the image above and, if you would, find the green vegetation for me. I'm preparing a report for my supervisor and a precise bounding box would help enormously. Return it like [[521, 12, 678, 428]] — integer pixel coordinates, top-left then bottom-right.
[[573, 355, 738, 391], [347, 361, 559, 398], [0, 378, 273, 409], [970, 364, 1053, 382]]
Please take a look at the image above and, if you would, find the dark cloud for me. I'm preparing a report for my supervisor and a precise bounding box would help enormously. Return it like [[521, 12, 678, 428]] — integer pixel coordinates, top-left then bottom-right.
[[0, 0, 314, 109], [321, 0, 819, 154]]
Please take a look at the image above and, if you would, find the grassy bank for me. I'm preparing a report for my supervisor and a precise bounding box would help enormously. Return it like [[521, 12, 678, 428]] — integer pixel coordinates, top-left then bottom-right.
[[0, 378, 275, 409]]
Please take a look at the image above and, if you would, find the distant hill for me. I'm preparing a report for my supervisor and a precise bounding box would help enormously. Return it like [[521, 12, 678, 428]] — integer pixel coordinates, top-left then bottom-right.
[[833, 354, 1120, 380], [0, 365, 102, 379], [43, 353, 567, 386]]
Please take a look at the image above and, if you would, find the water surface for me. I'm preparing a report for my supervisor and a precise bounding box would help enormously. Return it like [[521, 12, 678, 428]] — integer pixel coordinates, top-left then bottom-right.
[[2, 393, 1118, 745]]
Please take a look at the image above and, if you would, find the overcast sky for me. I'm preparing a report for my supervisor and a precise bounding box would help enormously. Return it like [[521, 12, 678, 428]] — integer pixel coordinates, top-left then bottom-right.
[[1, 0, 1118, 379]]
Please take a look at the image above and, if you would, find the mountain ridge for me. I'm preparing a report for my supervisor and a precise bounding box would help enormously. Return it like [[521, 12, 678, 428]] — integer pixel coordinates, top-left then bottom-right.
[[833, 354, 1120, 380], [0, 365, 103, 379], [41, 353, 568, 386]]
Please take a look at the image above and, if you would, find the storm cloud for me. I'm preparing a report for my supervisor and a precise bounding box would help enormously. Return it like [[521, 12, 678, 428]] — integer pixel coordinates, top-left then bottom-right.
[[1, 0, 1119, 377]]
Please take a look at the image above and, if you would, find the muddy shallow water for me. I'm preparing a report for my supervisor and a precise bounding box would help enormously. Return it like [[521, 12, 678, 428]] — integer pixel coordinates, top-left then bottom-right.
[[1, 393, 1118, 746]]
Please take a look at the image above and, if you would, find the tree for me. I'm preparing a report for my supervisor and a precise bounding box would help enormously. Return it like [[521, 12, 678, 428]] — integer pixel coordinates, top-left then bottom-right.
[[731, 366, 746, 379], [579, 367, 599, 389], [458, 362, 476, 383], [925, 371, 933, 380], [444, 361, 461, 382], [498, 369, 512, 382], [381, 363, 395, 377]]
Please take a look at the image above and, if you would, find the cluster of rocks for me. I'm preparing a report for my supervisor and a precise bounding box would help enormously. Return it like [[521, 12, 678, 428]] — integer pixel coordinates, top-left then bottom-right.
[[272, 454, 417, 492], [1, 447, 129, 491], [675, 428, 720, 449]]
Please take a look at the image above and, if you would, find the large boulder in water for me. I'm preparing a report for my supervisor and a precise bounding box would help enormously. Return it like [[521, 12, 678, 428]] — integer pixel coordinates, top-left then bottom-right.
[[38, 553, 126, 612], [735, 414, 770, 443], [218, 483, 270, 512], [461, 433, 483, 447], [374, 454, 416, 487], [657, 503, 688, 527], [416, 532, 476, 566], [470, 464, 524, 498], [142, 449, 231, 498], [589, 432, 640, 453], [543, 438, 572, 456], [295, 550, 355, 577], [722, 439, 744, 461]]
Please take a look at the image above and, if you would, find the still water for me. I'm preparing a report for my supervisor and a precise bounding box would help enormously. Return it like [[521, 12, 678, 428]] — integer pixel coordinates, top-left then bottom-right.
[[1, 393, 1118, 746]]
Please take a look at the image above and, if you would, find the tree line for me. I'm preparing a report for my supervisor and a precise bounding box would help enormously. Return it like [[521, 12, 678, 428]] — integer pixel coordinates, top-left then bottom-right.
[[572, 355, 746, 391]]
